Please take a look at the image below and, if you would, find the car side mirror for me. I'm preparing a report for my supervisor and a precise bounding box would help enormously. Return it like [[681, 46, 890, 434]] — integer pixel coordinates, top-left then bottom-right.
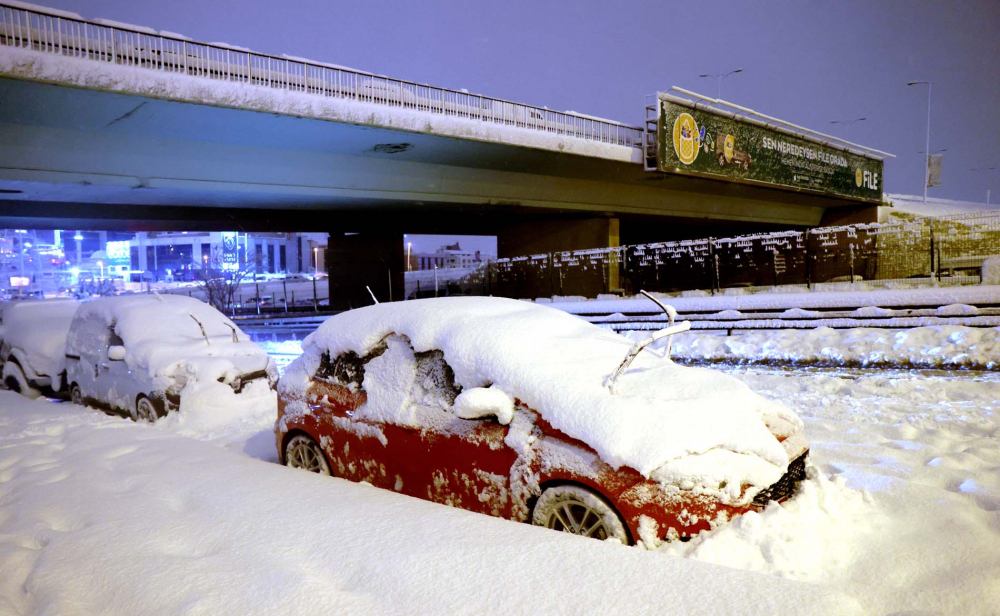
[[108, 345, 126, 361]]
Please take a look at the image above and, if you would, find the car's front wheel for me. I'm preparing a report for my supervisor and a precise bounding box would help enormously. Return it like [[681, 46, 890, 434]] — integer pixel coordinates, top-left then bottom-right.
[[134, 395, 160, 423], [70, 383, 84, 406], [532, 484, 628, 544], [284, 434, 331, 475]]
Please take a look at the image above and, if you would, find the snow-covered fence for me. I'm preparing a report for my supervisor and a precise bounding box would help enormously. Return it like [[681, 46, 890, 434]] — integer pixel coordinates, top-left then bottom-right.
[[0, 2, 643, 149], [489, 209, 1000, 299]]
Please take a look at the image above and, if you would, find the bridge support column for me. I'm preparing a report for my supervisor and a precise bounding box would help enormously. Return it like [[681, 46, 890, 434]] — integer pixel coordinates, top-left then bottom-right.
[[497, 217, 621, 292], [327, 232, 405, 310]]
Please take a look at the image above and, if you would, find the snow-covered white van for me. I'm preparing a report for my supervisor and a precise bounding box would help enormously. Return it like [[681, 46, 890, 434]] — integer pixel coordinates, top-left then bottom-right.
[[0, 299, 80, 398], [65, 295, 277, 421]]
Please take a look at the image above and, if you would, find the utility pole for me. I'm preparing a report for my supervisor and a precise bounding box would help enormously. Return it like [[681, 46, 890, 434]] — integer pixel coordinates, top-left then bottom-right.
[[907, 81, 933, 202]]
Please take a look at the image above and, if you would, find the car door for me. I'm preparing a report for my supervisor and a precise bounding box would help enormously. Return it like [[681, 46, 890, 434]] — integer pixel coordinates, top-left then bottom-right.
[[71, 315, 110, 403], [387, 349, 518, 518], [308, 350, 396, 491], [98, 324, 136, 415]]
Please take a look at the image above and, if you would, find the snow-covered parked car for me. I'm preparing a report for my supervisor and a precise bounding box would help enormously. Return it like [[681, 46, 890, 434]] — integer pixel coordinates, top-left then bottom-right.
[[65, 295, 277, 421], [1, 299, 80, 398], [276, 297, 808, 544]]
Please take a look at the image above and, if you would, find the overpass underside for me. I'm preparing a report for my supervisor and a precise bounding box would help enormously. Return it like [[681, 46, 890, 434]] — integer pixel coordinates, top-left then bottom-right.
[[0, 47, 877, 308]]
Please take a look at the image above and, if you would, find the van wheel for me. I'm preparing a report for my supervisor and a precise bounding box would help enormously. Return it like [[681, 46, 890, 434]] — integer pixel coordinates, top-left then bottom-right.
[[2, 361, 41, 399], [134, 395, 160, 423], [70, 384, 84, 406]]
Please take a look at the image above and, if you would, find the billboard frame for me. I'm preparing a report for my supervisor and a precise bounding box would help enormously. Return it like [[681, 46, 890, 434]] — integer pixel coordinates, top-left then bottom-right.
[[648, 89, 894, 204]]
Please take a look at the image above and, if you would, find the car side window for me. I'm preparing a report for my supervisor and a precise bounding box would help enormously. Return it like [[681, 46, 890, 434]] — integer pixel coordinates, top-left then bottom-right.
[[412, 349, 461, 409], [314, 342, 389, 390]]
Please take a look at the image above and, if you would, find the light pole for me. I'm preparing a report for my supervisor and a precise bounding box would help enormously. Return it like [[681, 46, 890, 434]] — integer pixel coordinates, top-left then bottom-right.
[[406, 242, 412, 272], [907, 81, 933, 202], [830, 117, 867, 137], [97, 260, 104, 280], [970, 166, 997, 206], [313, 247, 318, 278], [698, 69, 742, 99]]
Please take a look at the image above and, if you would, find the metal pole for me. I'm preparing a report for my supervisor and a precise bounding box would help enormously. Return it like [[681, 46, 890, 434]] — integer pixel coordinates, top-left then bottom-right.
[[312, 275, 318, 312], [282, 278, 288, 312], [924, 83, 932, 203]]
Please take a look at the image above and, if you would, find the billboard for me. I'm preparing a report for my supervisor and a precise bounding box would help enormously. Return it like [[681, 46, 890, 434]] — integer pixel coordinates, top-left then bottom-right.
[[657, 98, 884, 202], [221, 232, 239, 268]]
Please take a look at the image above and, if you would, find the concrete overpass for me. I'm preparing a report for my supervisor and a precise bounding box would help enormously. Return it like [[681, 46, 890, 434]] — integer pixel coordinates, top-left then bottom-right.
[[0, 2, 884, 306]]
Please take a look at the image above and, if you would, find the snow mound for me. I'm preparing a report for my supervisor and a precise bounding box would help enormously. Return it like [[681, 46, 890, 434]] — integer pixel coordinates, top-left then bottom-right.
[[935, 303, 979, 316], [781, 307, 821, 318], [659, 469, 878, 582], [454, 386, 514, 425], [982, 257, 1000, 286], [286, 297, 797, 482], [661, 325, 1000, 369], [852, 306, 893, 317], [716, 309, 743, 318], [0, 299, 79, 379]]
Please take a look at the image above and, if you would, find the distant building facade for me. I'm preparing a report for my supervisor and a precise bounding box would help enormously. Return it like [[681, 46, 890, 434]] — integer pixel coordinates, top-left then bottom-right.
[[411, 242, 487, 270]]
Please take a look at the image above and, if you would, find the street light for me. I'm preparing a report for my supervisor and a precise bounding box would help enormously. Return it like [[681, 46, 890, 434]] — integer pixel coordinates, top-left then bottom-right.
[[313, 247, 319, 278], [831, 118, 867, 126], [907, 80, 933, 202], [970, 166, 997, 205], [698, 69, 743, 99], [407, 242, 412, 272], [97, 260, 104, 279]]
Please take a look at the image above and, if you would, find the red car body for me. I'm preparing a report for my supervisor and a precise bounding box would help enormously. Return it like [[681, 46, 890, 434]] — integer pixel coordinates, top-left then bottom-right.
[[276, 362, 808, 544]]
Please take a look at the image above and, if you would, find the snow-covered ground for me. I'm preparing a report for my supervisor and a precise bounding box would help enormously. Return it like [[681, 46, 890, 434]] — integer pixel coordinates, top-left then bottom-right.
[[641, 325, 1000, 370], [0, 392, 860, 616], [1, 360, 998, 613]]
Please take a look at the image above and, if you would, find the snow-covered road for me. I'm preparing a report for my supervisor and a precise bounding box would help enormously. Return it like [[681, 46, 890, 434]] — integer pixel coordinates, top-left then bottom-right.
[[0, 364, 997, 615]]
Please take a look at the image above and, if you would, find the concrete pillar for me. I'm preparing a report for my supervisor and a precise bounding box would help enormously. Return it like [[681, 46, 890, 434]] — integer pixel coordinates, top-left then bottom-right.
[[327, 232, 404, 310], [497, 217, 621, 292], [497, 218, 620, 258]]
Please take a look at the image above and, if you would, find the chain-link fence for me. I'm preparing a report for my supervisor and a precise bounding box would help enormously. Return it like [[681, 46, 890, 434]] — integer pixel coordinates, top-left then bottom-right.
[[484, 210, 1000, 299]]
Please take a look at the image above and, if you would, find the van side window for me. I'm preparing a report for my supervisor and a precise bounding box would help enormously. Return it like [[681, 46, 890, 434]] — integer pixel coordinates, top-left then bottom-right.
[[108, 321, 124, 348]]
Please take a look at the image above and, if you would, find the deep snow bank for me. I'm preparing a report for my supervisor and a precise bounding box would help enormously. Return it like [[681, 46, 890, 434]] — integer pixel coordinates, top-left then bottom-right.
[[642, 325, 1000, 369], [0, 392, 860, 616]]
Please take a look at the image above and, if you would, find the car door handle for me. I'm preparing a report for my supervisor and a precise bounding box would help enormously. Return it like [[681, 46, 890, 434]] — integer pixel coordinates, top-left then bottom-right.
[[100, 363, 110, 371]]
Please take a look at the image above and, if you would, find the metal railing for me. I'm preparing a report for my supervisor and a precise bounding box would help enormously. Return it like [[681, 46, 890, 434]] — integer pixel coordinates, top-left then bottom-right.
[[0, 2, 644, 149], [483, 209, 1000, 299]]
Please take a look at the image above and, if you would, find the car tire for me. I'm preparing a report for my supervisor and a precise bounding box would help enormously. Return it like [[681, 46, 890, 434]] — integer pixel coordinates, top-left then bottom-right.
[[70, 383, 84, 406], [284, 434, 331, 476], [2, 361, 41, 399], [532, 484, 628, 544], [134, 395, 161, 423]]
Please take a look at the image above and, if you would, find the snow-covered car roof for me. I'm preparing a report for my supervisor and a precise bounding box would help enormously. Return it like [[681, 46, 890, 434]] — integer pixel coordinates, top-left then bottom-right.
[[66, 295, 269, 382], [284, 297, 800, 482], [1, 299, 80, 377]]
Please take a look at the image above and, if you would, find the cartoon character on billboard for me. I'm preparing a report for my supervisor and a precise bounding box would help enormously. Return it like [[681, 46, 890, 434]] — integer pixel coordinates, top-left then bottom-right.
[[715, 132, 753, 170], [672, 113, 700, 165]]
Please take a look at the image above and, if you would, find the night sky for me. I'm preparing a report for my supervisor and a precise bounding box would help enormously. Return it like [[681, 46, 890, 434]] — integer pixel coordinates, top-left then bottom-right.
[[42, 0, 1000, 203]]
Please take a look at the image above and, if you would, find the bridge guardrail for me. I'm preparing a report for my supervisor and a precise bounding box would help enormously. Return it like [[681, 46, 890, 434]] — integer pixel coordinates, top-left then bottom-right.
[[0, 2, 643, 149]]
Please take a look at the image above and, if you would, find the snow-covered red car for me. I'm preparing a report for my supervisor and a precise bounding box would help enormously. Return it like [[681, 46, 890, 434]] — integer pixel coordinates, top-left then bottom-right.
[[65, 295, 277, 421], [1, 299, 80, 398], [276, 297, 808, 544]]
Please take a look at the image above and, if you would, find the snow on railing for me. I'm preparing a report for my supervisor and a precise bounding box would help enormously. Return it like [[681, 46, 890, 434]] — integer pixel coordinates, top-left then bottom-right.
[[0, 2, 644, 149]]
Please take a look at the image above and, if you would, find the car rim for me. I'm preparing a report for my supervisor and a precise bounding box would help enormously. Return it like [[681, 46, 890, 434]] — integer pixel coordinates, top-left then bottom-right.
[[546, 501, 612, 540], [286, 437, 329, 474], [71, 386, 82, 405], [135, 397, 157, 422]]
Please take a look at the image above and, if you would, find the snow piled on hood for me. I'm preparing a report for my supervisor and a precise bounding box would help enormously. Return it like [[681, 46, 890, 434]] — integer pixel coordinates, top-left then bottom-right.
[[67, 295, 271, 390], [286, 297, 798, 480], [0, 299, 79, 378]]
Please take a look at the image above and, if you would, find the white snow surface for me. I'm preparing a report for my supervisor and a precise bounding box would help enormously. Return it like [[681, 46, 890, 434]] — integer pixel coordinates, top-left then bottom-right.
[[453, 386, 515, 425], [983, 257, 1000, 286], [0, 392, 862, 616], [552, 284, 1000, 315], [66, 295, 270, 391], [654, 325, 1000, 369], [284, 298, 797, 482], [0, 300, 79, 379]]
